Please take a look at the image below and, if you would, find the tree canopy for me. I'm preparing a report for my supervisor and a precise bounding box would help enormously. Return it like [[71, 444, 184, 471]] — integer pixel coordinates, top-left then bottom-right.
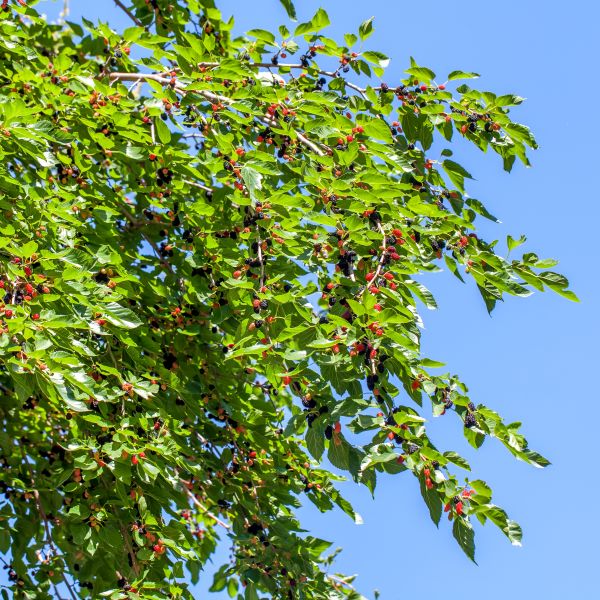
[[0, 0, 575, 598]]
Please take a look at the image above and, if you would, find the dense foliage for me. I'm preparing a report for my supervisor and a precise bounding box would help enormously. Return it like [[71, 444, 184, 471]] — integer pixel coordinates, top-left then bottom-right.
[[0, 0, 575, 597]]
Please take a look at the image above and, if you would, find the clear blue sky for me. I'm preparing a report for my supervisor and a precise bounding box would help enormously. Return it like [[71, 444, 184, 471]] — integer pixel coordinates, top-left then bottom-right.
[[35, 1, 600, 598]]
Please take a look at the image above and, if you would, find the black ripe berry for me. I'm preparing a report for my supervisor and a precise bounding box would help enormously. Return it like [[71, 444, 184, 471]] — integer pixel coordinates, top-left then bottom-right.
[[464, 412, 477, 428], [247, 522, 262, 535], [406, 443, 418, 455], [259, 300, 269, 310], [366, 374, 378, 391], [324, 425, 333, 439]]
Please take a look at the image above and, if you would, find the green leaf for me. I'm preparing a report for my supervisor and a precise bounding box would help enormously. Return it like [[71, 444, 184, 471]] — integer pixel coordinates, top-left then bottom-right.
[[227, 578, 238, 598], [419, 476, 442, 526], [209, 566, 228, 592], [442, 160, 473, 192], [306, 424, 325, 460], [443, 451, 471, 471], [507, 234, 527, 253], [328, 436, 350, 470], [362, 51, 390, 69], [155, 118, 172, 144], [361, 117, 393, 143], [358, 17, 375, 41], [295, 8, 330, 35], [406, 66, 436, 83], [102, 303, 142, 329], [241, 166, 263, 200], [279, 0, 297, 20], [452, 519, 476, 562], [448, 70, 480, 81], [344, 33, 358, 47], [247, 29, 276, 44]]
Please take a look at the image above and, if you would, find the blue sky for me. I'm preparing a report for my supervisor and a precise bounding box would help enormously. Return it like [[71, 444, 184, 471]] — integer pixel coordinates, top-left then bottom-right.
[[34, 1, 600, 598]]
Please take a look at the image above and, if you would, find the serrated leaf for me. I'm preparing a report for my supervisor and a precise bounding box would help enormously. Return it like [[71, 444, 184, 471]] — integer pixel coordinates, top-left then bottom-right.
[[362, 51, 389, 69], [442, 159, 473, 192], [247, 29, 276, 44], [419, 476, 442, 526], [452, 519, 476, 562], [448, 70, 480, 81], [241, 166, 262, 201], [279, 0, 297, 20], [443, 451, 471, 471], [358, 17, 374, 41], [102, 303, 142, 329], [328, 435, 350, 470]]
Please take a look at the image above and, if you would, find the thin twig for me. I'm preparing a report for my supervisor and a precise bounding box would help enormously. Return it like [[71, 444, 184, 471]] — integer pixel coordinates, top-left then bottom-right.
[[181, 483, 231, 530], [255, 223, 266, 289], [327, 573, 357, 591], [108, 72, 185, 97], [295, 131, 325, 156], [182, 179, 212, 193], [10, 277, 18, 305], [150, 120, 156, 145], [118, 523, 141, 576], [113, 0, 144, 27]]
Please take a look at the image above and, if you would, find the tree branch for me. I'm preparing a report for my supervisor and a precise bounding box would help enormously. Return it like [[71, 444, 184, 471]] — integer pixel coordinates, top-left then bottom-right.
[[327, 573, 358, 592], [112, 0, 144, 27], [196, 61, 370, 96], [359, 221, 387, 301], [255, 223, 266, 289], [108, 72, 326, 156], [31, 489, 78, 600], [181, 483, 231, 530]]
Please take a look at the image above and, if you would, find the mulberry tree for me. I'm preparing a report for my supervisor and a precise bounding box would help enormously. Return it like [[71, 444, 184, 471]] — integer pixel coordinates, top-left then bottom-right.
[[0, 0, 575, 598]]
